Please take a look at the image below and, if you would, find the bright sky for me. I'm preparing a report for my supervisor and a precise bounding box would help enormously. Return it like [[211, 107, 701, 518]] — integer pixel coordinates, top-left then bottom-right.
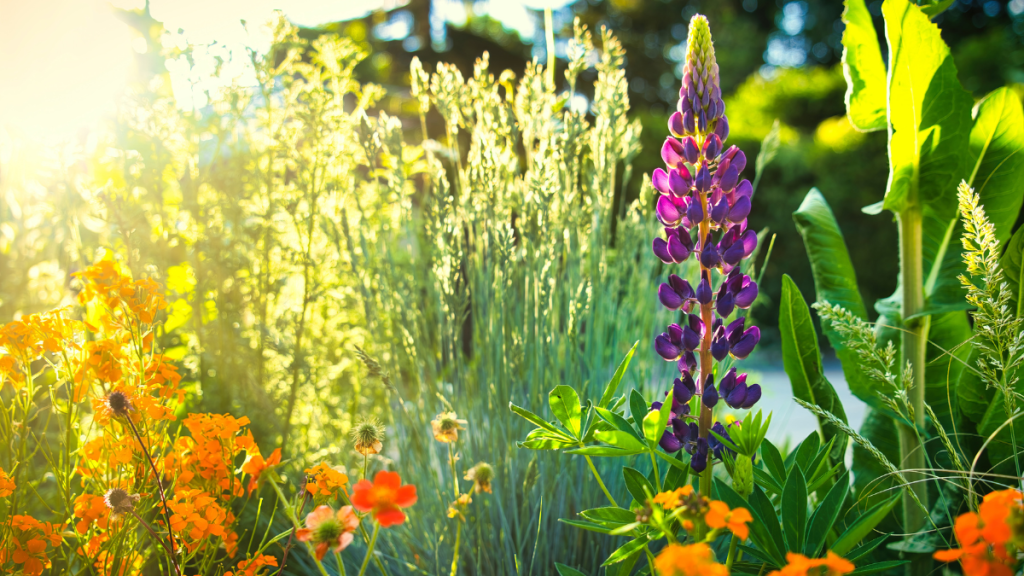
[[0, 0, 571, 138]]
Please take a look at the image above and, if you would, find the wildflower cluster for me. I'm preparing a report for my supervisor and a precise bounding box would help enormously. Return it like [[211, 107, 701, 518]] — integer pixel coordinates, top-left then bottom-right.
[[649, 486, 751, 541], [767, 552, 855, 576], [0, 516, 62, 575], [650, 14, 762, 473], [934, 488, 1024, 576]]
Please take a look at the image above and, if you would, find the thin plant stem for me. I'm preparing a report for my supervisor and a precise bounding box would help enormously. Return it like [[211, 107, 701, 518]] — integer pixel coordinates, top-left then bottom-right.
[[448, 443, 459, 499], [649, 450, 663, 492], [268, 480, 332, 576], [726, 534, 740, 568], [582, 452, 618, 507], [644, 545, 657, 574], [335, 550, 347, 576], [450, 521, 462, 576], [123, 417, 182, 576], [363, 453, 368, 481], [357, 523, 381, 576]]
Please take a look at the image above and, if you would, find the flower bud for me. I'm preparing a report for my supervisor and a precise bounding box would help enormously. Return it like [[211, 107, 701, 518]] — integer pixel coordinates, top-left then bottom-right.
[[728, 196, 751, 222], [656, 195, 684, 227], [686, 195, 704, 223], [730, 326, 760, 359], [740, 384, 762, 408], [669, 169, 692, 196], [694, 162, 712, 193], [668, 112, 686, 138], [660, 430, 683, 452], [732, 455, 753, 498], [675, 372, 697, 403], [734, 280, 758, 309], [717, 165, 739, 193], [714, 115, 730, 142], [702, 134, 722, 160], [703, 378, 719, 409], [682, 137, 700, 164], [662, 138, 686, 168], [652, 168, 671, 195], [710, 197, 729, 225], [700, 239, 721, 269], [695, 275, 713, 304]]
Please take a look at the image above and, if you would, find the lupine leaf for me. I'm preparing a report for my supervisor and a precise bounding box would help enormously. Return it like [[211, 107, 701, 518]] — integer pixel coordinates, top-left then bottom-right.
[[761, 439, 788, 486], [580, 507, 637, 525], [560, 519, 612, 534], [849, 561, 910, 575], [593, 429, 649, 451], [793, 189, 875, 405], [846, 534, 891, 562], [803, 471, 850, 556], [781, 467, 808, 552], [601, 535, 648, 566], [594, 407, 644, 442], [750, 485, 787, 560], [549, 385, 582, 439], [629, 389, 648, 428], [841, 0, 887, 131], [599, 341, 638, 409], [622, 467, 654, 506], [716, 479, 786, 567], [779, 274, 850, 459], [509, 402, 568, 436], [567, 445, 644, 457], [831, 494, 900, 556]]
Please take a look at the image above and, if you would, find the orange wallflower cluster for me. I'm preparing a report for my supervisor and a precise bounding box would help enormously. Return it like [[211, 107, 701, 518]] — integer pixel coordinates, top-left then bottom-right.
[[73, 493, 112, 534], [164, 413, 257, 498], [305, 463, 349, 499], [767, 552, 854, 576], [224, 554, 279, 576], [653, 486, 695, 510], [705, 500, 753, 540], [934, 488, 1024, 576], [650, 487, 750, 540], [654, 542, 728, 576], [0, 307, 82, 390], [166, 488, 239, 556], [0, 466, 15, 497], [0, 515, 63, 576], [74, 260, 167, 331]]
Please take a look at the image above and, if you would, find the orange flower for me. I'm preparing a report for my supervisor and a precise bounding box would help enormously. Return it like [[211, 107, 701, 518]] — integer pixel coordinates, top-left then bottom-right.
[[351, 470, 417, 527], [767, 552, 855, 576], [0, 466, 15, 497], [225, 554, 279, 576], [165, 487, 239, 555], [705, 500, 753, 540], [305, 463, 349, 498], [242, 448, 281, 494], [0, 515, 62, 576], [73, 494, 111, 534], [296, 505, 360, 560], [653, 486, 694, 510], [934, 488, 1023, 576], [654, 542, 728, 576]]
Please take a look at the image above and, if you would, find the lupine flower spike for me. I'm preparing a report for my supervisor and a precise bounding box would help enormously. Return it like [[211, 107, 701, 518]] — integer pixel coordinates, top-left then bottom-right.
[[651, 13, 761, 475]]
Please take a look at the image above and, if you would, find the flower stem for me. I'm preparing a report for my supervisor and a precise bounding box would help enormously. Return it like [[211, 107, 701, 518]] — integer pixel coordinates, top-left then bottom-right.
[[357, 523, 381, 576], [335, 550, 347, 576], [449, 521, 462, 576], [696, 162, 715, 540], [725, 534, 739, 568], [268, 480, 332, 576], [124, 417, 182, 576], [448, 443, 459, 499], [649, 450, 663, 492], [362, 453, 368, 481], [581, 450, 617, 507]]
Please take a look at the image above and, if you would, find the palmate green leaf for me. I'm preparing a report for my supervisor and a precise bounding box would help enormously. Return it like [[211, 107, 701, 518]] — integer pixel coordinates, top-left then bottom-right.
[[509, 401, 570, 438], [599, 341, 638, 408], [803, 471, 850, 557], [549, 385, 582, 439], [594, 406, 643, 441], [779, 274, 849, 459], [793, 189, 874, 404], [593, 429, 649, 452], [922, 86, 1024, 313], [831, 494, 900, 556], [841, 0, 887, 131]]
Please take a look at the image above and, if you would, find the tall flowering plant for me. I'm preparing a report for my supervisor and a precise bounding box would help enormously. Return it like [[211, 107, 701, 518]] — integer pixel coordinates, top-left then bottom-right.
[[650, 15, 761, 491]]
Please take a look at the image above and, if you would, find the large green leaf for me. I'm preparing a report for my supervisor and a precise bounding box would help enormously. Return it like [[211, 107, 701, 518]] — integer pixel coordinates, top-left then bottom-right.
[[831, 493, 900, 557], [803, 471, 850, 557], [882, 0, 973, 308], [793, 189, 875, 403], [1001, 225, 1024, 318], [841, 0, 887, 131], [922, 86, 1024, 312], [924, 310, 972, 431], [779, 274, 849, 458], [781, 467, 808, 553]]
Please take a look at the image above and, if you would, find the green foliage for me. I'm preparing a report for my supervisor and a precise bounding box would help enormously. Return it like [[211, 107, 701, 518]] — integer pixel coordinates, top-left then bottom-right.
[[779, 274, 849, 459], [841, 0, 887, 132]]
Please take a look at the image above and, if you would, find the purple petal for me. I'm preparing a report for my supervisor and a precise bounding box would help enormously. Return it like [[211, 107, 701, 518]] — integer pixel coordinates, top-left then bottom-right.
[[652, 238, 673, 263], [695, 161, 711, 193], [702, 380, 719, 409], [662, 138, 685, 167], [718, 165, 739, 192], [741, 229, 758, 257], [716, 292, 735, 318], [668, 111, 685, 137], [722, 241, 745, 266], [682, 110, 695, 134], [695, 276, 713, 304], [728, 196, 751, 222], [656, 195, 683, 226], [655, 334, 682, 361], [674, 377, 693, 404], [668, 274, 694, 299], [668, 323, 684, 344], [701, 242, 722, 269], [652, 168, 671, 195], [731, 150, 747, 175], [669, 169, 691, 196], [725, 317, 747, 344], [719, 368, 737, 395], [667, 234, 691, 262], [660, 431, 683, 453], [658, 283, 685, 310], [730, 326, 760, 359], [711, 197, 729, 224], [682, 136, 700, 165], [734, 179, 753, 200], [682, 326, 701, 351], [714, 116, 730, 142], [711, 335, 730, 361], [702, 134, 722, 160], [740, 384, 762, 408], [735, 281, 758, 308], [726, 382, 748, 409], [686, 196, 704, 223]]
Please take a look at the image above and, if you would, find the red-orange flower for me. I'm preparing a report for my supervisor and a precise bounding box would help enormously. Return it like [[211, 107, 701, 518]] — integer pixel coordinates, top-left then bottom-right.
[[767, 552, 855, 576], [242, 448, 281, 494], [934, 488, 1023, 576], [0, 515, 62, 576], [351, 470, 417, 527], [225, 554, 279, 576], [654, 542, 728, 576], [705, 500, 753, 540]]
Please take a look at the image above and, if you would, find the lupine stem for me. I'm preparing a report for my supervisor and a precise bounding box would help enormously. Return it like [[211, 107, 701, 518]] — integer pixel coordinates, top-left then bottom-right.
[[696, 136, 715, 540], [357, 523, 381, 576], [582, 450, 618, 507]]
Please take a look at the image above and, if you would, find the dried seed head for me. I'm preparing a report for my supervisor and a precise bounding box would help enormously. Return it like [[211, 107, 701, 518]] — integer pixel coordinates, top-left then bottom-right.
[[464, 462, 494, 494], [351, 418, 385, 455], [105, 391, 132, 418], [431, 411, 467, 444], [104, 487, 140, 520]]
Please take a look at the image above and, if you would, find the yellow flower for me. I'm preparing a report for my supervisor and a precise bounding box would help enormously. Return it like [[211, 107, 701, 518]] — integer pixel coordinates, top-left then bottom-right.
[[431, 411, 467, 443], [652, 486, 694, 510], [447, 493, 473, 520]]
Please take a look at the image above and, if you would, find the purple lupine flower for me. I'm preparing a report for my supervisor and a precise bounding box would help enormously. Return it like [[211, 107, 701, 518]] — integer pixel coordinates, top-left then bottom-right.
[[648, 13, 762, 474]]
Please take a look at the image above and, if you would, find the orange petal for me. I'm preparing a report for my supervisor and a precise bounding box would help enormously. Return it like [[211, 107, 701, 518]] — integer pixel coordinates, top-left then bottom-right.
[[394, 485, 417, 508]]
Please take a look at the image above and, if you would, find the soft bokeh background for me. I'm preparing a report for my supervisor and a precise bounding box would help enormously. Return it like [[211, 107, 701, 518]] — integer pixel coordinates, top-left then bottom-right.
[[1, 0, 1022, 573]]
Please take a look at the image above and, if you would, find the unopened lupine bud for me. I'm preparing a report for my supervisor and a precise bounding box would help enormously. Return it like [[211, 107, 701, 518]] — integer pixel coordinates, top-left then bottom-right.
[[670, 169, 692, 196], [703, 134, 722, 160], [695, 275, 712, 304], [682, 137, 700, 164], [702, 376, 719, 409], [710, 197, 729, 224], [700, 239, 721, 269], [675, 372, 697, 403], [682, 315, 703, 351], [687, 195, 704, 223], [695, 162, 712, 192], [678, 351, 697, 374], [681, 14, 724, 134], [668, 112, 685, 137], [732, 454, 753, 497], [662, 139, 686, 168], [728, 196, 751, 222]]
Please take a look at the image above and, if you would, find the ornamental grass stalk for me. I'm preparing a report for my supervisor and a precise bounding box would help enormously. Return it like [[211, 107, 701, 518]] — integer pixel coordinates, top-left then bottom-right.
[[650, 14, 762, 509]]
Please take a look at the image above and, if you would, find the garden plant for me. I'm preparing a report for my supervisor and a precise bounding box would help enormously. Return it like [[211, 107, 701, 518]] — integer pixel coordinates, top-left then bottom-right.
[[1, 1, 1024, 575]]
